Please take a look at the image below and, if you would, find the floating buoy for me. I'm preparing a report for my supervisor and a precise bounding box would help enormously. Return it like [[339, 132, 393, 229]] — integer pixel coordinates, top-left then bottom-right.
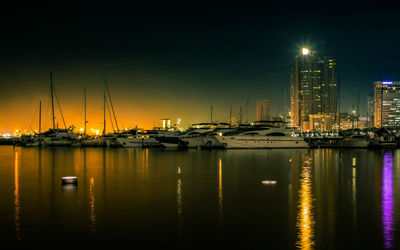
[[62, 176, 78, 185], [262, 180, 277, 185]]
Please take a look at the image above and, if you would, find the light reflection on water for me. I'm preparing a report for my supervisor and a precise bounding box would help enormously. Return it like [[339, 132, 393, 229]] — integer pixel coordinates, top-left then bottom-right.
[[382, 152, 394, 249], [0, 146, 399, 247], [89, 177, 96, 234], [14, 151, 21, 241], [296, 152, 315, 249], [218, 158, 223, 227]]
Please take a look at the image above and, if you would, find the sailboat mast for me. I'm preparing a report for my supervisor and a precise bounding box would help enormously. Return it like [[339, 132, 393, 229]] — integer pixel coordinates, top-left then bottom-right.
[[50, 72, 55, 130], [84, 86, 87, 135], [338, 73, 341, 132], [39, 100, 41, 133], [103, 78, 106, 135]]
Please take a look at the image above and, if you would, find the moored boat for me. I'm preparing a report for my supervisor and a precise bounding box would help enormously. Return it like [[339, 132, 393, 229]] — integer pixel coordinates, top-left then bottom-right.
[[214, 121, 308, 149]]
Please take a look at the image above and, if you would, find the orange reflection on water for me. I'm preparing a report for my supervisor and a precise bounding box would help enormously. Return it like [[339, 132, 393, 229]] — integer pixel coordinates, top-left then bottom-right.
[[296, 154, 315, 250], [218, 158, 223, 226], [14, 151, 21, 240], [89, 177, 96, 233], [177, 169, 183, 238]]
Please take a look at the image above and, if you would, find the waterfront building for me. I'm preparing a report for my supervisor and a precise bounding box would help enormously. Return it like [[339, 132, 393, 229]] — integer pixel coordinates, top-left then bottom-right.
[[161, 118, 171, 129], [290, 48, 337, 132], [256, 99, 271, 121], [339, 114, 368, 130], [374, 81, 400, 128], [367, 94, 374, 128]]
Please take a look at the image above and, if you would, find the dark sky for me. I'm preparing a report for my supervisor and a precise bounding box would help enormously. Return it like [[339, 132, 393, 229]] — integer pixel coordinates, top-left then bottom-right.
[[1, 2, 400, 132]]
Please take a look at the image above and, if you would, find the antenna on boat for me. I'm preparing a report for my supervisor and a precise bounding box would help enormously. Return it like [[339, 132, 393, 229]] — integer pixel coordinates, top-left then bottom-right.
[[229, 105, 232, 125], [210, 105, 213, 123], [245, 98, 249, 123], [357, 93, 360, 129], [238, 107, 242, 125], [352, 92, 355, 130]]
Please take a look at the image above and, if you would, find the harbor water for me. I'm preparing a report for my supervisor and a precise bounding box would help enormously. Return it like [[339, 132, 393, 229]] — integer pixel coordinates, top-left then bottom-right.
[[1, 145, 400, 248]]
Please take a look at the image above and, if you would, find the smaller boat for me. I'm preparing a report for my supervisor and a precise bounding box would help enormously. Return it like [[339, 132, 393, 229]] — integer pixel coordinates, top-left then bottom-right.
[[62, 176, 78, 185], [81, 136, 105, 147], [116, 128, 171, 148], [42, 128, 80, 147], [336, 135, 370, 148], [370, 128, 396, 148]]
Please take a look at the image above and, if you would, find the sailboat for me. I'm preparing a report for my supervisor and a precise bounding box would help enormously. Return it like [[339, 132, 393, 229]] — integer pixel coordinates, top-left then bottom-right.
[[100, 77, 124, 147], [41, 72, 79, 146], [81, 86, 106, 147], [25, 100, 44, 146]]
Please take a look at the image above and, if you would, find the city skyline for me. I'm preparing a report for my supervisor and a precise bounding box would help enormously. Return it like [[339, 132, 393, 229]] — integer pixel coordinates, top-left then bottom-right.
[[290, 48, 337, 132], [1, 3, 400, 133]]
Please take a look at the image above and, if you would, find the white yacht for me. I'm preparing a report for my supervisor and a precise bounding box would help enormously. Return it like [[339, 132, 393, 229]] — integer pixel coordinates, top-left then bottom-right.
[[180, 123, 231, 148], [201, 127, 237, 148], [117, 135, 160, 148], [214, 123, 308, 149]]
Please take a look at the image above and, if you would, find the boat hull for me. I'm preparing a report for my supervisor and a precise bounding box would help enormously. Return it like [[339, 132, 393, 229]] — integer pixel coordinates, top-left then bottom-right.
[[215, 136, 309, 149], [116, 138, 143, 148], [180, 137, 205, 148], [202, 136, 225, 148]]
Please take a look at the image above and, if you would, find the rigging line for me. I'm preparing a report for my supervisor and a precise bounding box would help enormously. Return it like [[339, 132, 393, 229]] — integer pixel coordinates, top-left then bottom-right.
[[106, 98, 115, 132], [53, 87, 67, 130], [104, 79, 119, 132], [28, 102, 40, 133], [45, 86, 51, 131]]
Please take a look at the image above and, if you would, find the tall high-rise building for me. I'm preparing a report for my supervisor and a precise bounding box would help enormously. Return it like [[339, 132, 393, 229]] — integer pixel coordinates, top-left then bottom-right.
[[374, 81, 400, 128], [290, 48, 337, 132], [256, 99, 271, 121]]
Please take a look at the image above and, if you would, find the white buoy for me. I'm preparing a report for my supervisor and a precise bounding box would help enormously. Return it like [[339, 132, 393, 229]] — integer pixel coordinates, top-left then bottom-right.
[[262, 180, 277, 185], [62, 176, 78, 185]]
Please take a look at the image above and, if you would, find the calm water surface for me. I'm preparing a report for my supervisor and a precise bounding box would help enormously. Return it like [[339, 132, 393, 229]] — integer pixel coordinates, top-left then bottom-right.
[[1, 146, 399, 248]]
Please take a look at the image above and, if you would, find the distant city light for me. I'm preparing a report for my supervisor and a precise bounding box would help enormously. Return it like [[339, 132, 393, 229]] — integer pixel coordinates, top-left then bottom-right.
[[302, 48, 309, 55], [383, 81, 393, 84]]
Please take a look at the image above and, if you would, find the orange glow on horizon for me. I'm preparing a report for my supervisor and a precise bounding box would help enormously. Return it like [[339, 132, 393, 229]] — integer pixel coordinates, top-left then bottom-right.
[[0, 74, 252, 134]]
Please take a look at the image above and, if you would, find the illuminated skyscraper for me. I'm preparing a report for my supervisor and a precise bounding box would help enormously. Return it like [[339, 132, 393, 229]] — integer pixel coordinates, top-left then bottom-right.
[[256, 99, 271, 121], [290, 48, 337, 132], [374, 81, 400, 128]]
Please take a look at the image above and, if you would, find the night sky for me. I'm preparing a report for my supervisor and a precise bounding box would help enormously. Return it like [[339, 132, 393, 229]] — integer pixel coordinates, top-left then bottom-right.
[[1, 2, 399, 133]]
